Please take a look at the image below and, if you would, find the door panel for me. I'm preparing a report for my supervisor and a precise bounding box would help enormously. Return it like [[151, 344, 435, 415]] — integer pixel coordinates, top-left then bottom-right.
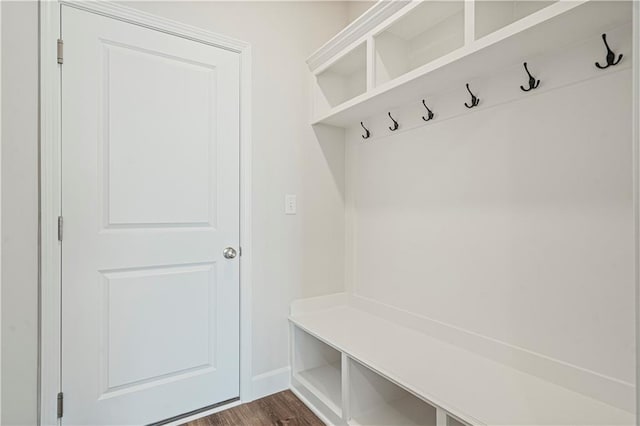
[[61, 6, 240, 424], [102, 263, 215, 390], [105, 42, 217, 227]]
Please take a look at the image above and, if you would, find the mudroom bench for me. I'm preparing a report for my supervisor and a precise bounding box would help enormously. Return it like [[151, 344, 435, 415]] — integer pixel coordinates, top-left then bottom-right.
[[289, 293, 634, 426]]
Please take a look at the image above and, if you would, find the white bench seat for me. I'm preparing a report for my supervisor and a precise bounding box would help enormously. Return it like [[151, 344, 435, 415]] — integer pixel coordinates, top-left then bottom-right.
[[290, 304, 634, 426]]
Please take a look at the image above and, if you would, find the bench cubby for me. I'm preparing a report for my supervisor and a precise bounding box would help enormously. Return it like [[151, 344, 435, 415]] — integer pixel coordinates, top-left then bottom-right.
[[291, 326, 343, 417], [348, 358, 437, 426]]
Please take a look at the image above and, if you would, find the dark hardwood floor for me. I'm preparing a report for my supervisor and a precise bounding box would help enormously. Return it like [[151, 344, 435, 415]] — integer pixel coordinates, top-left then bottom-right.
[[183, 391, 324, 426]]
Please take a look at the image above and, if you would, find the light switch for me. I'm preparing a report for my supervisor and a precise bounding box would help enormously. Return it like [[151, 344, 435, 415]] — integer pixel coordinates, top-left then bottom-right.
[[285, 194, 297, 215]]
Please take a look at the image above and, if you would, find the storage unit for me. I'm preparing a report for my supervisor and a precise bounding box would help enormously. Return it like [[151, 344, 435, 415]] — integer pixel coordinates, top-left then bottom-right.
[[289, 296, 634, 425], [307, 0, 631, 126], [296, 0, 638, 424]]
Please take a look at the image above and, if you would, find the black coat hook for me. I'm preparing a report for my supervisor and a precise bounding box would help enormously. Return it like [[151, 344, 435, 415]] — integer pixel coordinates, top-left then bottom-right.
[[464, 83, 480, 108], [422, 100, 435, 121], [595, 33, 623, 69], [520, 62, 540, 92], [360, 122, 370, 139], [388, 112, 399, 131]]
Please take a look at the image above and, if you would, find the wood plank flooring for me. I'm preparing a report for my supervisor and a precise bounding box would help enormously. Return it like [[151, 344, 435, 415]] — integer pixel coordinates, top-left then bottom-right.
[[184, 391, 324, 426]]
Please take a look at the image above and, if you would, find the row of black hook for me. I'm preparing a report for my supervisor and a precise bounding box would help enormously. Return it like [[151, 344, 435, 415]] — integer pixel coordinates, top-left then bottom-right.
[[361, 33, 623, 139]]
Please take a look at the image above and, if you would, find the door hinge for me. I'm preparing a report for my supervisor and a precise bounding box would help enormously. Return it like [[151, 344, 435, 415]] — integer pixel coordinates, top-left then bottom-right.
[[58, 216, 63, 242], [57, 392, 64, 419], [239, 247, 242, 257], [57, 39, 63, 64]]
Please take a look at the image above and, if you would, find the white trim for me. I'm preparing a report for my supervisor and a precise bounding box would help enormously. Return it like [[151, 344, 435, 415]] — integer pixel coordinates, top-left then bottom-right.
[[60, 1, 248, 53], [633, 1, 640, 424], [39, 3, 253, 424], [250, 367, 291, 401], [239, 40, 253, 405], [0, 0, 3, 420], [39, 3, 62, 425]]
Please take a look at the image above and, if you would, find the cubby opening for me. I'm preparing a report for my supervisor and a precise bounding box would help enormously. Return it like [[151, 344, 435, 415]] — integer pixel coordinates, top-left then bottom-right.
[[348, 359, 437, 426], [374, 1, 464, 86], [475, 1, 557, 39], [292, 327, 342, 414], [315, 42, 366, 109]]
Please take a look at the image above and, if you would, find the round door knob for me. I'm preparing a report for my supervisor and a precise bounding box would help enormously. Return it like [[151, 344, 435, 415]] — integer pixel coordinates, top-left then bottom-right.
[[223, 247, 237, 259]]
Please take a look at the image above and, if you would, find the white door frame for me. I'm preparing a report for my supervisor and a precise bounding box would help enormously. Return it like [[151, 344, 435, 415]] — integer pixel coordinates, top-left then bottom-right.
[[39, 2, 253, 425], [0, 0, 3, 422], [634, 2, 640, 424]]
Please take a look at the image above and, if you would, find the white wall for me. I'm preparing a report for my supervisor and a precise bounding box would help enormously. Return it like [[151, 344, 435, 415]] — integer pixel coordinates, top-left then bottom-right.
[[1, 2, 39, 425], [345, 44, 635, 406], [2, 2, 351, 422]]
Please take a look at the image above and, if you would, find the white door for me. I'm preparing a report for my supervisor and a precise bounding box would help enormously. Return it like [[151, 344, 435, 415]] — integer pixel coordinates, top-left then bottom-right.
[[61, 6, 240, 424]]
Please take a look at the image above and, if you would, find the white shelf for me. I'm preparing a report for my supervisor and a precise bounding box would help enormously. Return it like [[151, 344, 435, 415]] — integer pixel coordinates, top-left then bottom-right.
[[289, 303, 634, 426], [374, 1, 465, 86], [315, 42, 367, 111], [296, 362, 342, 414], [310, 0, 631, 127]]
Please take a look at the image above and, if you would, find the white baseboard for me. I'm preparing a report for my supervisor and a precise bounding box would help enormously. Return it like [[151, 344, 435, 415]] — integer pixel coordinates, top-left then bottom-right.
[[251, 366, 291, 401]]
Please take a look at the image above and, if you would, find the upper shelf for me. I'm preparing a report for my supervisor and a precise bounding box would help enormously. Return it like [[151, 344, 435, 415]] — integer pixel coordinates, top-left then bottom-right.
[[316, 42, 367, 109], [374, 0, 465, 86], [308, 0, 632, 128]]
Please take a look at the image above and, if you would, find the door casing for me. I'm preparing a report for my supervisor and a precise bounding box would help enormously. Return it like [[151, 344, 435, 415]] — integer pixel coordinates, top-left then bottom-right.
[[39, 2, 253, 425]]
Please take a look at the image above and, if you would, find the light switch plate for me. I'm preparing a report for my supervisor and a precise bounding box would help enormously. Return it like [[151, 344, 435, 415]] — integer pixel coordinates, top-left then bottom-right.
[[285, 194, 297, 215]]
